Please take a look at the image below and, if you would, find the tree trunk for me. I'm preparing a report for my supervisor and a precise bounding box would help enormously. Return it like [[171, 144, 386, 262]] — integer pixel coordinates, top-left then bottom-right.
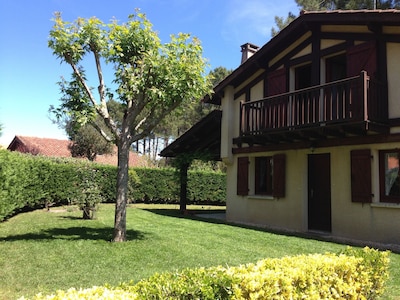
[[113, 136, 130, 242], [180, 162, 189, 214], [82, 206, 91, 219]]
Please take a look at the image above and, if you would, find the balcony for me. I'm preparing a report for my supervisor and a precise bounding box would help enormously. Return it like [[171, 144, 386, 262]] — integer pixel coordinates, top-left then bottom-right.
[[234, 71, 389, 147]]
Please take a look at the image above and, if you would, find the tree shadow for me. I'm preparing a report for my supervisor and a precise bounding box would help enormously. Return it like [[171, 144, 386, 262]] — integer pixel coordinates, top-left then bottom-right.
[[142, 208, 227, 225], [141, 208, 400, 253], [0, 226, 145, 242], [58, 215, 84, 220]]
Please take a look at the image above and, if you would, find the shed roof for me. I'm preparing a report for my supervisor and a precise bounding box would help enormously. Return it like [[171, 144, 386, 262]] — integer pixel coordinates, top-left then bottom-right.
[[159, 110, 222, 160]]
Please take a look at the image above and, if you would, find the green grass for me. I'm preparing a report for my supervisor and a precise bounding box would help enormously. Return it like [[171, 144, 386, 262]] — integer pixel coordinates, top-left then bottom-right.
[[0, 204, 399, 299]]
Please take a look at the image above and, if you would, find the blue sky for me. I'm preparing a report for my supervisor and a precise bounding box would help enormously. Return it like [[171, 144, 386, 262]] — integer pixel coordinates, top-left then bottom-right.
[[0, 0, 299, 146]]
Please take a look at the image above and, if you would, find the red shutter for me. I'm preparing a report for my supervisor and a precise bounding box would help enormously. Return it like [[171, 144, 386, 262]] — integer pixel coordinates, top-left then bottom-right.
[[237, 157, 249, 196], [347, 41, 377, 78], [273, 154, 286, 198], [267, 68, 286, 96], [351, 149, 372, 203]]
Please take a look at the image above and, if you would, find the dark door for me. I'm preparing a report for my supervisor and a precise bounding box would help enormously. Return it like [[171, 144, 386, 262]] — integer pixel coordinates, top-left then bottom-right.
[[295, 64, 312, 89], [308, 153, 332, 232], [326, 54, 346, 82]]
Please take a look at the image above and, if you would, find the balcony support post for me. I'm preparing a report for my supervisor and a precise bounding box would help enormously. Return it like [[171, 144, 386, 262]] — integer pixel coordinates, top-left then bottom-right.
[[361, 71, 369, 122]]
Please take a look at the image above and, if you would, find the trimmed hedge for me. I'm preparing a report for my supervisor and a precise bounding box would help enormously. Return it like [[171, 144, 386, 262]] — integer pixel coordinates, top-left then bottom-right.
[[0, 151, 79, 220], [131, 168, 226, 205], [0, 150, 226, 221], [25, 247, 390, 300]]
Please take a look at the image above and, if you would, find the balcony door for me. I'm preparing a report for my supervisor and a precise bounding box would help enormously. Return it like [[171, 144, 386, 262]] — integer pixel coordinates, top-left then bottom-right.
[[295, 64, 312, 89], [326, 54, 346, 82], [308, 153, 332, 232], [325, 54, 347, 121]]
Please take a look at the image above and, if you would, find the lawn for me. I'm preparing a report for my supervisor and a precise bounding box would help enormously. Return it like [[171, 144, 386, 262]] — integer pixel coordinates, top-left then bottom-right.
[[0, 204, 399, 299]]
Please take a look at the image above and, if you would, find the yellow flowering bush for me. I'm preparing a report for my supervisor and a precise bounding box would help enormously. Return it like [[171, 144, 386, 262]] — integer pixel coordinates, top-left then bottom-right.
[[25, 247, 389, 300], [21, 286, 137, 300], [229, 248, 389, 299]]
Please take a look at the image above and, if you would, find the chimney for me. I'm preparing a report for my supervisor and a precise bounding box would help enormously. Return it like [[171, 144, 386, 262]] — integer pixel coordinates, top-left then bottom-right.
[[240, 43, 259, 64]]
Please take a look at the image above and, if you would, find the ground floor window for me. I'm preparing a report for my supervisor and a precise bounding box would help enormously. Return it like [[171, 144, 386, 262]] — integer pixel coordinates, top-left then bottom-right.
[[379, 149, 400, 203], [255, 156, 273, 195], [236, 154, 285, 198]]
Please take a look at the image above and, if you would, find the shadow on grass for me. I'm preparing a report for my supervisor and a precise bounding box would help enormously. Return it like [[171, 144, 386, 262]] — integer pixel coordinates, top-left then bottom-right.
[[58, 215, 85, 220], [0, 226, 145, 242], [142, 208, 227, 225], [142, 208, 400, 253]]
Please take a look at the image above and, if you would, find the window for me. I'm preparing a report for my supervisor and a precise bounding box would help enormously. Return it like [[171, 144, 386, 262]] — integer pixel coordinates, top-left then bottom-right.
[[236, 154, 285, 197], [379, 149, 400, 202], [295, 64, 312, 89], [326, 54, 346, 82], [255, 157, 273, 195]]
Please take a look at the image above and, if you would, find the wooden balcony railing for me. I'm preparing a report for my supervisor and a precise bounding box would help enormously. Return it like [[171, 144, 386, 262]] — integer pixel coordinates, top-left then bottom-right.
[[238, 71, 388, 143]]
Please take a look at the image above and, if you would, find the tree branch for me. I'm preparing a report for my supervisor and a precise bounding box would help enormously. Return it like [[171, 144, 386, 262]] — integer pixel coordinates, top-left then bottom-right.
[[69, 59, 120, 140], [129, 100, 181, 144], [92, 50, 121, 140], [91, 121, 114, 143], [69, 62, 98, 107], [93, 50, 106, 104]]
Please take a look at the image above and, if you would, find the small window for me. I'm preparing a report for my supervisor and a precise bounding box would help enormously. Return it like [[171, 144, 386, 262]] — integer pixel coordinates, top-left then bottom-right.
[[379, 150, 400, 202], [255, 157, 273, 195], [254, 154, 285, 197]]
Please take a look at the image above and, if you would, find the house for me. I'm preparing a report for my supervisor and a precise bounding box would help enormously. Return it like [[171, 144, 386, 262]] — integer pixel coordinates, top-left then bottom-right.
[[7, 135, 149, 167], [201, 10, 400, 245]]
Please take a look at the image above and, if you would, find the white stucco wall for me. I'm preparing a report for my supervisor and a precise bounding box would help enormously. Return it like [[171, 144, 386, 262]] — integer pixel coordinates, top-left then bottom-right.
[[227, 150, 308, 232], [227, 143, 400, 244], [329, 144, 400, 244]]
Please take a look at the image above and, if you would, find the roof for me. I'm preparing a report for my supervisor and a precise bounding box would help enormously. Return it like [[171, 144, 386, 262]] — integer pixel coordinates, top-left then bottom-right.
[[159, 110, 222, 160], [8, 136, 72, 157], [205, 9, 400, 105], [7, 135, 148, 167]]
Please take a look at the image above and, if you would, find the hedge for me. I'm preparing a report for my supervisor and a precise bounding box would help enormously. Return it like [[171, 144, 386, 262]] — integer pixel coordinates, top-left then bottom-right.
[[24, 247, 390, 300], [0, 150, 226, 221], [131, 168, 226, 205], [0, 151, 94, 219]]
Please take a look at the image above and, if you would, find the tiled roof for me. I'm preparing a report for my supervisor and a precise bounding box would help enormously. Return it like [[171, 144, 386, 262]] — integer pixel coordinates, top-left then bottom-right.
[[7, 135, 148, 167], [11, 136, 72, 157]]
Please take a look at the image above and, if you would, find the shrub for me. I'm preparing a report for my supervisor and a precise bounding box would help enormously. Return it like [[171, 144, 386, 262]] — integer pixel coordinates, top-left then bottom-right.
[[127, 267, 235, 300], [73, 165, 104, 219], [27, 247, 390, 300], [0, 150, 30, 218], [128, 168, 226, 205], [340, 246, 390, 298], [188, 170, 226, 205], [0, 150, 226, 221], [131, 168, 178, 203], [229, 247, 390, 299], [22, 286, 136, 300]]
